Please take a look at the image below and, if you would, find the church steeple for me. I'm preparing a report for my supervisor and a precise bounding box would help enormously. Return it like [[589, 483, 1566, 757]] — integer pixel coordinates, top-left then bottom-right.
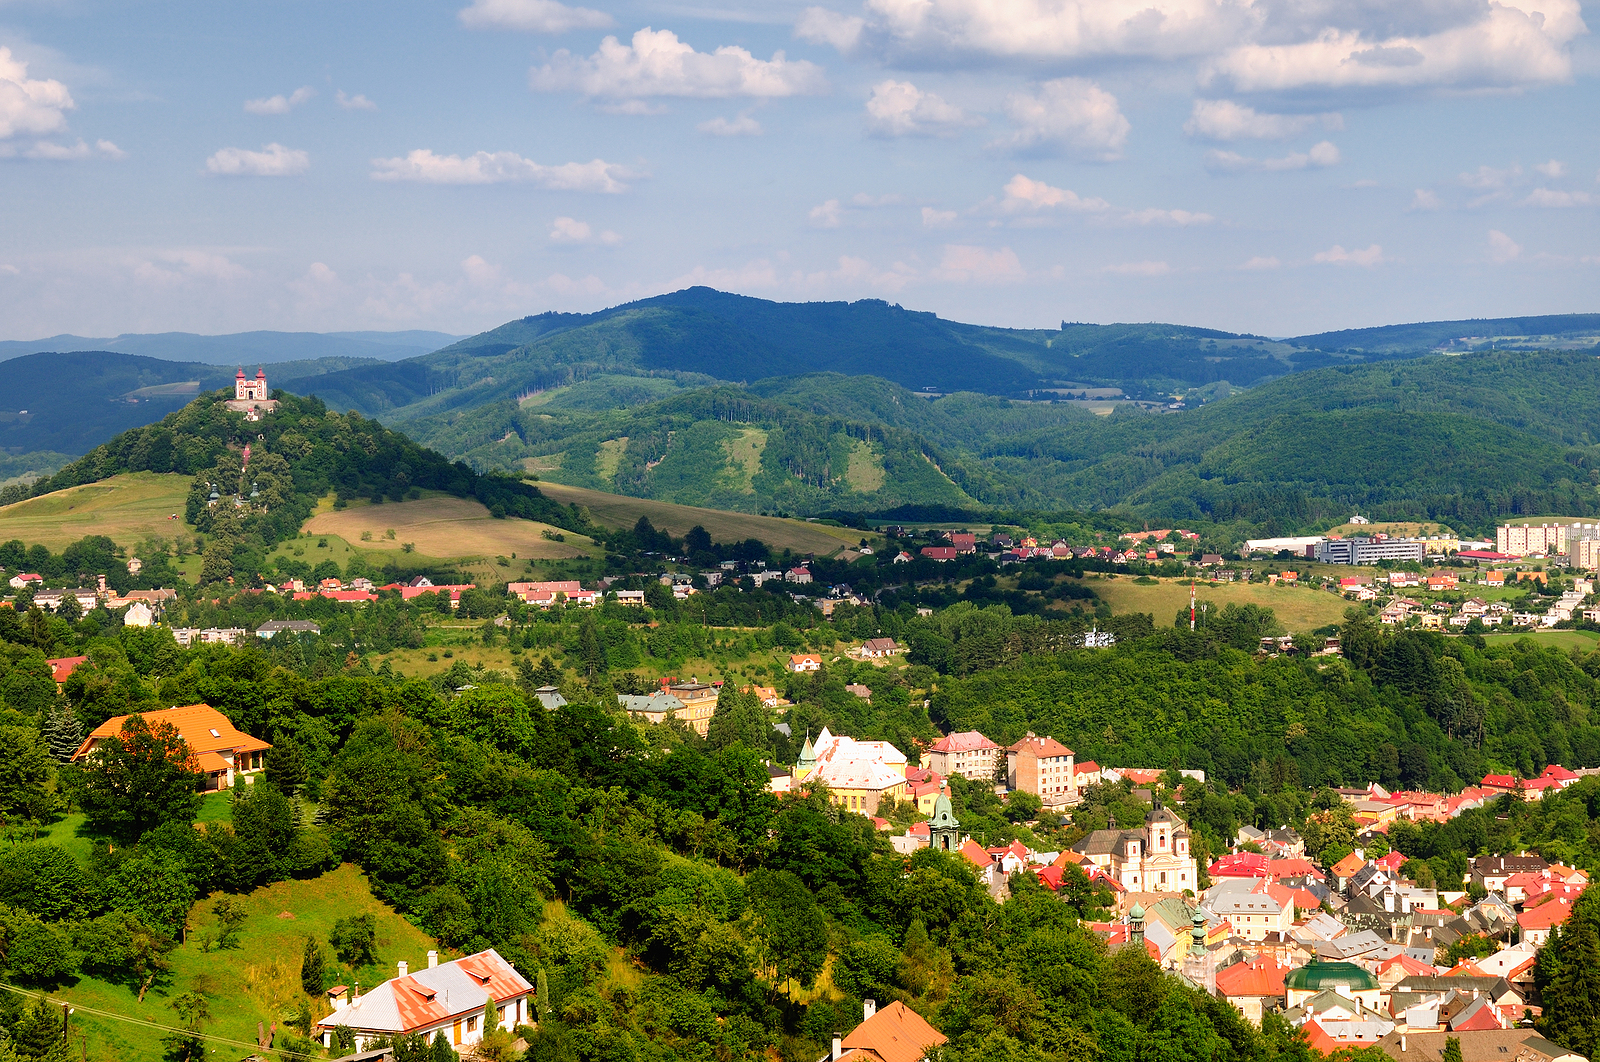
[[927, 791, 961, 852], [795, 730, 817, 782]]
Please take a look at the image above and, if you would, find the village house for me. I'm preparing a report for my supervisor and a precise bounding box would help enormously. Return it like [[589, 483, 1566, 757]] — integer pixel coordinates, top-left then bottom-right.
[[315, 949, 531, 1054], [926, 731, 1002, 782], [32, 587, 100, 612], [920, 546, 958, 562], [1374, 1030, 1586, 1062], [1072, 805, 1198, 893], [256, 619, 321, 638], [73, 703, 271, 792], [1006, 733, 1076, 809], [820, 999, 946, 1062], [857, 637, 902, 658], [789, 653, 822, 672], [1214, 954, 1290, 1025]]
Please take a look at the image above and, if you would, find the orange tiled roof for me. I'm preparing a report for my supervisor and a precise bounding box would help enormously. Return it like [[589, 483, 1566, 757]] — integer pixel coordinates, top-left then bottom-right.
[[1215, 955, 1288, 998], [840, 1000, 946, 1062], [73, 703, 270, 762]]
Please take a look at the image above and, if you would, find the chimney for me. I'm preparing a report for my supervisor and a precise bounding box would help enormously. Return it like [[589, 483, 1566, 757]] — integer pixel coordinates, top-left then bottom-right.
[[1401, 1034, 1407, 1053], [328, 987, 348, 1012], [398, 960, 408, 978], [353, 982, 360, 1002], [863, 999, 876, 1021], [428, 950, 439, 969], [832, 1033, 842, 1060]]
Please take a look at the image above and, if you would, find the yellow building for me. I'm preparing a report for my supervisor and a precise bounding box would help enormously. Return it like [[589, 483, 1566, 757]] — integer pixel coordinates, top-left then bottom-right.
[[795, 727, 908, 815]]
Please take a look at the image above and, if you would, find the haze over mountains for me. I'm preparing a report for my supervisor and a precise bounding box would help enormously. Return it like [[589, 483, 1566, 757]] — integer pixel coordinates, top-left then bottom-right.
[[6, 290, 1600, 534]]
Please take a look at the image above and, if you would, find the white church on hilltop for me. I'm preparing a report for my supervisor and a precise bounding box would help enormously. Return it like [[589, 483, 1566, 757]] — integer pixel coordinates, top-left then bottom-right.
[[225, 367, 278, 418]]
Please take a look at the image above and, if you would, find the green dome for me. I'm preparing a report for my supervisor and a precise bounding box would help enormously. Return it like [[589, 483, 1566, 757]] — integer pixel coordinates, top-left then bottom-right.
[[1129, 903, 1145, 920], [1285, 960, 1378, 993]]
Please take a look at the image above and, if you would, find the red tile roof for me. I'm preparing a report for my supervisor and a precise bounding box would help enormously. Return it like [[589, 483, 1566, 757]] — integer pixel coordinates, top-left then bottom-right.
[[1210, 852, 1270, 878], [1215, 955, 1288, 999], [928, 730, 999, 753], [47, 655, 89, 683], [840, 1000, 946, 1062]]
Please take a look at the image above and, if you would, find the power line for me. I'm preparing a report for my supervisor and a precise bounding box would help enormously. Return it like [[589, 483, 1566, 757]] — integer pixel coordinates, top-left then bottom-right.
[[0, 981, 322, 1060]]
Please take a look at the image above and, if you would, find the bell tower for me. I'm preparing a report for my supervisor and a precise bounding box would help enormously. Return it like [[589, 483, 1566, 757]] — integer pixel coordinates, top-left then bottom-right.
[[927, 792, 961, 852]]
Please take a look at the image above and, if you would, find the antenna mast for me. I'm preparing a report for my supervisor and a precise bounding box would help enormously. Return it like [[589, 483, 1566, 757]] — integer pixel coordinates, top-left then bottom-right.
[[1190, 579, 1196, 632]]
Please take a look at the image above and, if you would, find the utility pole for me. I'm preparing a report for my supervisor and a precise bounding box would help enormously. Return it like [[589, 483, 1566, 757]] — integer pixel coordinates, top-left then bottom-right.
[[1190, 580, 1197, 631]]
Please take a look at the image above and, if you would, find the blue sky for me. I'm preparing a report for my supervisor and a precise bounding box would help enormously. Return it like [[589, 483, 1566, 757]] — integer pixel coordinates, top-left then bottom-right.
[[1, 0, 1597, 340]]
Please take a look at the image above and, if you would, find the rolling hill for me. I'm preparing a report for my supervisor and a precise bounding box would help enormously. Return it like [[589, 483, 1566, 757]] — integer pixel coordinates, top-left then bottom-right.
[[0, 327, 461, 364]]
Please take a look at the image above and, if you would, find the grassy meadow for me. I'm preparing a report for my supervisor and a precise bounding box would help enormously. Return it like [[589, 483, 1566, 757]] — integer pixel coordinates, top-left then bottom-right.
[[1086, 574, 1353, 631], [303, 494, 596, 563], [530, 480, 879, 555], [0, 472, 191, 552]]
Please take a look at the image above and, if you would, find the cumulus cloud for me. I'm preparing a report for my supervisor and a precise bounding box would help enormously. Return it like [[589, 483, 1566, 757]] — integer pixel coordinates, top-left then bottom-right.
[[369, 150, 632, 191], [809, 199, 843, 227], [244, 86, 315, 115], [795, 7, 866, 53], [530, 28, 827, 100], [0, 46, 74, 140], [337, 90, 377, 111], [549, 216, 622, 243], [1125, 207, 1214, 226], [698, 114, 763, 136], [1102, 260, 1171, 276], [1001, 173, 1110, 213], [858, 0, 1586, 97], [1240, 256, 1281, 270], [1183, 99, 1341, 141], [1411, 188, 1441, 210], [1535, 159, 1567, 178], [1205, 141, 1340, 172], [4, 137, 125, 161], [994, 78, 1128, 161], [921, 207, 957, 226], [1460, 164, 1520, 190], [458, 0, 613, 32], [1523, 188, 1594, 207], [1488, 229, 1522, 262], [1313, 243, 1385, 267], [864, 80, 974, 137], [205, 143, 310, 176], [935, 245, 1025, 283]]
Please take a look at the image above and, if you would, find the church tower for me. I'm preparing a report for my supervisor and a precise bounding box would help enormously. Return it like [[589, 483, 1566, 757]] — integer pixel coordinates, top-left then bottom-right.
[[795, 731, 818, 785], [927, 792, 961, 852]]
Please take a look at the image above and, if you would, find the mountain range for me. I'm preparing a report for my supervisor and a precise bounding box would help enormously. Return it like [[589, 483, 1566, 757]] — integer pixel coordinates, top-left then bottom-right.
[[5, 291, 1600, 535]]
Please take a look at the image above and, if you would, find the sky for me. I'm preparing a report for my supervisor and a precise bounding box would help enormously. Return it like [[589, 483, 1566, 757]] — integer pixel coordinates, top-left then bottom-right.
[[1, 0, 1598, 340]]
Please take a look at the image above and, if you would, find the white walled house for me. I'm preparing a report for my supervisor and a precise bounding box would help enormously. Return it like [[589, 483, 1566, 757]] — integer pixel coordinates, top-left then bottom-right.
[[316, 949, 532, 1053]]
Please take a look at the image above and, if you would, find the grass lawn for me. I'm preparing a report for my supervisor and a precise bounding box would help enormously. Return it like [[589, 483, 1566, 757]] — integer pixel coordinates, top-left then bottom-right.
[[1482, 630, 1600, 652], [302, 493, 598, 569], [529, 480, 881, 556], [1087, 575, 1352, 631], [59, 864, 437, 1062], [0, 472, 192, 553]]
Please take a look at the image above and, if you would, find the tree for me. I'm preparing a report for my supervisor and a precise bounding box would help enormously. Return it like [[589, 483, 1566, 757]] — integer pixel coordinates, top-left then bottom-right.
[[231, 781, 297, 887], [204, 896, 247, 952], [329, 913, 377, 966], [72, 715, 201, 842], [1443, 1037, 1463, 1062], [264, 741, 309, 795], [1538, 889, 1600, 1056], [104, 846, 196, 939], [705, 685, 773, 752], [745, 868, 828, 993], [429, 1031, 454, 1062], [162, 992, 211, 1062], [300, 935, 326, 996], [43, 704, 83, 765]]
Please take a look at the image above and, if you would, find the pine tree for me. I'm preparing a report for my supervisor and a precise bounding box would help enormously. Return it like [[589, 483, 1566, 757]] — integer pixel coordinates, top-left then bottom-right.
[[536, 968, 549, 1020], [429, 1031, 454, 1062], [300, 935, 326, 996], [44, 703, 84, 764], [1443, 1037, 1463, 1062], [1540, 892, 1600, 1057]]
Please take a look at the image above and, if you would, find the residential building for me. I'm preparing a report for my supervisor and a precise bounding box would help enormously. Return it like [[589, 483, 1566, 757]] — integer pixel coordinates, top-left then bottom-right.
[[1316, 539, 1428, 565], [1214, 955, 1289, 1026], [1071, 805, 1198, 893], [1497, 523, 1568, 557], [619, 692, 689, 729], [789, 654, 822, 672], [786, 567, 813, 584], [663, 682, 718, 736], [32, 587, 100, 612], [1372, 1030, 1586, 1062], [824, 999, 946, 1062], [927, 731, 1002, 782], [920, 547, 958, 562], [256, 619, 321, 638], [315, 949, 531, 1054], [73, 703, 271, 791], [614, 589, 646, 606], [858, 637, 901, 658], [170, 627, 248, 646], [47, 655, 88, 687], [122, 601, 154, 626], [795, 727, 908, 816], [1206, 880, 1294, 941], [1006, 733, 1076, 809]]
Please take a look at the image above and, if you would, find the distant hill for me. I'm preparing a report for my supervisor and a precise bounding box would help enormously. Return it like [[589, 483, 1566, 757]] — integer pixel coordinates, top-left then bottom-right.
[[0, 351, 386, 456], [1289, 313, 1600, 354], [0, 328, 463, 365]]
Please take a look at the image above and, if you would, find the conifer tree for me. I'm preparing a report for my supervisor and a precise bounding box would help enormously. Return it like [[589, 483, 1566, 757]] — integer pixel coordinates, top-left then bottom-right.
[[44, 702, 84, 764]]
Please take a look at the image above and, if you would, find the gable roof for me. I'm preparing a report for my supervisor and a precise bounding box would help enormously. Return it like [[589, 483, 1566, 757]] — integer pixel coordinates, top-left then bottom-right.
[[1215, 955, 1288, 998], [840, 1000, 946, 1062], [73, 703, 270, 762], [928, 730, 998, 754], [316, 950, 530, 1036]]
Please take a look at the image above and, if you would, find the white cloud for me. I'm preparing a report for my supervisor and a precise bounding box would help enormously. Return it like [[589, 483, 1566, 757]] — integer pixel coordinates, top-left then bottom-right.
[[995, 78, 1128, 161], [549, 216, 622, 243], [1102, 260, 1171, 276], [921, 207, 956, 226], [0, 46, 74, 139], [530, 28, 828, 100], [1125, 207, 1214, 226], [1206, 141, 1340, 172], [1523, 188, 1594, 208], [205, 143, 309, 176], [96, 138, 126, 159], [864, 80, 973, 137], [1488, 229, 1522, 262], [698, 114, 763, 136], [1411, 188, 1441, 210], [133, 249, 250, 286], [936, 245, 1024, 283], [458, 0, 613, 32], [795, 7, 866, 53], [369, 150, 631, 191], [1535, 159, 1567, 178], [809, 198, 842, 227], [336, 90, 377, 111], [852, 193, 905, 207], [244, 86, 315, 115], [18, 137, 121, 160], [1460, 164, 1520, 190], [1313, 243, 1385, 267], [1240, 255, 1281, 270], [1183, 99, 1341, 141], [1001, 173, 1110, 212]]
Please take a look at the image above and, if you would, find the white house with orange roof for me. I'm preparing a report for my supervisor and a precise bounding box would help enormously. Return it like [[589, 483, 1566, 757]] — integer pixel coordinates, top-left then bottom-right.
[[72, 704, 271, 792], [316, 949, 531, 1053]]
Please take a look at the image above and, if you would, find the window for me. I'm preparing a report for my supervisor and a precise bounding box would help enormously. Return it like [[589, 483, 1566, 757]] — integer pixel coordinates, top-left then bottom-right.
[[467, 1017, 478, 1033], [209, 728, 221, 738]]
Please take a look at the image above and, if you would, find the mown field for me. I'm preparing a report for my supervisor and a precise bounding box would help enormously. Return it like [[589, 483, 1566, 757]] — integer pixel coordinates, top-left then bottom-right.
[[302, 493, 597, 563], [1483, 629, 1600, 651], [57, 863, 436, 1062], [0, 471, 191, 551], [1087, 575, 1353, 631], [531, 480, 878, 556]]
